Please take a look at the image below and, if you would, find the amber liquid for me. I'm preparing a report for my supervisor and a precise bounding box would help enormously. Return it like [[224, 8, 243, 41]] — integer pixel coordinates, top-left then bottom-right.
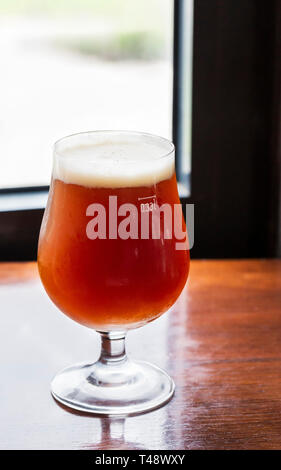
[[38, 172, 189, 329]]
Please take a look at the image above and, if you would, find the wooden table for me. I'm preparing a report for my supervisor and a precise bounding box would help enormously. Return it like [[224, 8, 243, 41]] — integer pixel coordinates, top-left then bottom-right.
[[1, 260, 281, 450]]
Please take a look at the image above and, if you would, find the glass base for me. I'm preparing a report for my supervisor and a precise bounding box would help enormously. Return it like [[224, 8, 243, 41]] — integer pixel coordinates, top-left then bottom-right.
[[51, 359, 175, 416]]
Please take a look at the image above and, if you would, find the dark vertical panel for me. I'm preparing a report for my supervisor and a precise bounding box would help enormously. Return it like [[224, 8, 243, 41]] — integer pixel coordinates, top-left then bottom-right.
[[267, 0, 281, 256], [185, 0, 279, 257]]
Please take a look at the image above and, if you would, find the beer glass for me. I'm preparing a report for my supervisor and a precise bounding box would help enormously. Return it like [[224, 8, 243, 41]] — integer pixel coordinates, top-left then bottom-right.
[[38, 131, 189, 415]]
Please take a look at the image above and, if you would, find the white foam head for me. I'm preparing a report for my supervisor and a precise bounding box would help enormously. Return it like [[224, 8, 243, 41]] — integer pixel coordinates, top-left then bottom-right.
[[53, 131, 175, 188]]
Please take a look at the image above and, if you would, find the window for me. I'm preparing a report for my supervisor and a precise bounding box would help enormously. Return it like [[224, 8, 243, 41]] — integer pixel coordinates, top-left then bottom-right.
[[2, 0, 279, 260], [0, 0, 174, 188]]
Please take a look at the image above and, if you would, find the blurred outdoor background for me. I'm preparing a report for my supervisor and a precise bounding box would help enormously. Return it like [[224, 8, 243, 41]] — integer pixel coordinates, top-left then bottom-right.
[[0, 0, 173, 188]]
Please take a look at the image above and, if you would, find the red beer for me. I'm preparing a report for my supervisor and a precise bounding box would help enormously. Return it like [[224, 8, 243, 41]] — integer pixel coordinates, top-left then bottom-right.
[[38, 175, 189, 330], [38, 132, 189, 330]]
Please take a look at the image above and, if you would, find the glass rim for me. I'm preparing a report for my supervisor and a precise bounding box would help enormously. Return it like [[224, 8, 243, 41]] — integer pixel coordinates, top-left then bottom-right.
[[53, 130, 175, 161]]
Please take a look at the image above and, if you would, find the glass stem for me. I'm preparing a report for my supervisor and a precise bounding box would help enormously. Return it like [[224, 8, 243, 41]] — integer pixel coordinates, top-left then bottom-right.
[[98, 331, 127, 365]]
